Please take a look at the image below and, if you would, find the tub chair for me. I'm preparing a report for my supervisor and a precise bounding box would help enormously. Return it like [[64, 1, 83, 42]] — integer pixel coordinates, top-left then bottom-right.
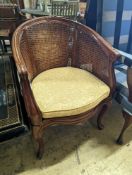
[[12, 17, 120, 159]]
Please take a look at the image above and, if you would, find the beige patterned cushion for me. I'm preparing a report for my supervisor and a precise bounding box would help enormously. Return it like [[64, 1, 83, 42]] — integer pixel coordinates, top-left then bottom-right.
[[31, 67, 110, 118]]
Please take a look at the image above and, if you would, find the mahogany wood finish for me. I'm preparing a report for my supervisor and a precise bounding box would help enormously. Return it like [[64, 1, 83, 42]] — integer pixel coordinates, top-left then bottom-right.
[[12, 17, 120, 159]]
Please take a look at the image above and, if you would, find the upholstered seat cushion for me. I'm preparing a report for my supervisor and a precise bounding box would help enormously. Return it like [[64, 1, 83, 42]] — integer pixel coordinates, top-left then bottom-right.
[[31, 67, 110, 118]]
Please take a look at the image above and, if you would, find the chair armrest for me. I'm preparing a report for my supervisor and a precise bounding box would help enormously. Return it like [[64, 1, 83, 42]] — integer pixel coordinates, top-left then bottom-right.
[[77, 24, 121, 94], [116, 49, 132, 67], [78, 24, 121, 61], [12, 36, 41, 123], [18, 71, 42, 125], [86, 26, 121, 61]]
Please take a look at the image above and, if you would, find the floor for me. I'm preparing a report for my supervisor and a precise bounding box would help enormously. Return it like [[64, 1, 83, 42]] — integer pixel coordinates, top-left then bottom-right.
[[0, 101, 132, 175]]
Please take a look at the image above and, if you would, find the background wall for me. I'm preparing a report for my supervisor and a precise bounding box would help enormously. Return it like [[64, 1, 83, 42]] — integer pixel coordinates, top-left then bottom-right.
[[22, 0, 132, 53], [100, 0, 132, 53]]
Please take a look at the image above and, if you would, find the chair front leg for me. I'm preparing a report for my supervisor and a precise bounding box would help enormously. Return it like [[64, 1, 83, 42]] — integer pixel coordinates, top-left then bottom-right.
[[116, 110, 132, 145], [32, 124, 44, 159], [20, 73, 44, 159]]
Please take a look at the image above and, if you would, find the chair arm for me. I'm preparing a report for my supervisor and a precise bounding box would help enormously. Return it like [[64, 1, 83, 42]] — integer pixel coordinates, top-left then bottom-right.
[[116, 49, 132, 67], [95, 36, 121, 62], [84, 25, 121, 61], [76, 24, 121, 94], [115, 49, 132, 102], [12, 35, 42, 124], [19, 72, 42, 125]]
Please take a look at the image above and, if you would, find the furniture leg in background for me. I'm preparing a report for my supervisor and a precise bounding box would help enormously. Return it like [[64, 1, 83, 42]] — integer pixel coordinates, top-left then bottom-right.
[[115, 50, 132, 144], [116, 111, 132, 144]]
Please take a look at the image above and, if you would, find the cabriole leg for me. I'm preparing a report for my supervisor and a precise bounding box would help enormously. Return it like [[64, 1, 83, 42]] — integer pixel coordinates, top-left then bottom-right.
[[116, 110, 132, 145], [32, 125, 44, 159]]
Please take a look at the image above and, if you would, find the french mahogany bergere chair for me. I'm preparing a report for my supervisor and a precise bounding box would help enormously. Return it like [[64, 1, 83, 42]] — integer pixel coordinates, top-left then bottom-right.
[[12, 17, 120, 159]]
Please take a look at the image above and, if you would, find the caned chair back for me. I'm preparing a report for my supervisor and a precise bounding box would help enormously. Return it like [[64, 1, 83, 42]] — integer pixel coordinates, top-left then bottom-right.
[[12, 17, 119, 92]]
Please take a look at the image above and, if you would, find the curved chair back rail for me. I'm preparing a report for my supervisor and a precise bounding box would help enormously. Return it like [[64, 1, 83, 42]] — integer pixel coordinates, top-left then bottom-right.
[[12, 17, 120, 158]]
